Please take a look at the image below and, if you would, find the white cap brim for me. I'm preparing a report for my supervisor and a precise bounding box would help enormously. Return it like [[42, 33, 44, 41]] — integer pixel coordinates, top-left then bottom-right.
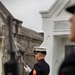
[[34, 46, 47, 52]]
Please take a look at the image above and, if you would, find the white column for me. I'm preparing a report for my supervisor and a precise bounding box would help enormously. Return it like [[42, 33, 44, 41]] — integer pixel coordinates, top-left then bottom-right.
[[41, 18, 54, 75]]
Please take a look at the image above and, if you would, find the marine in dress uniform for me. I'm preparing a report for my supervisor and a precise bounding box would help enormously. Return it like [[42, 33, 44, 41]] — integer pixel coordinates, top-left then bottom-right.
[[29, 47, 50, 75], [58, 4, 75, 75]]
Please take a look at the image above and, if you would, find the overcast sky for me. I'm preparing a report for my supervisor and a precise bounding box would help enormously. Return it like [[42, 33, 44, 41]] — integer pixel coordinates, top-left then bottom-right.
[[0, 0, 56, 32]]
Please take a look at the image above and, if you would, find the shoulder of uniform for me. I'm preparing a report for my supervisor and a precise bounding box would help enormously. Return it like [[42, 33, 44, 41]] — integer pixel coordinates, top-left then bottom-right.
[[34, 63, 41, 70], [34, 63, 40, 67]]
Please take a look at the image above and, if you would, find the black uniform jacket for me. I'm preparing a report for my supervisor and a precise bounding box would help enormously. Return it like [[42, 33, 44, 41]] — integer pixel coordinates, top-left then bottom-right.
[[29, 59, 50, 75]]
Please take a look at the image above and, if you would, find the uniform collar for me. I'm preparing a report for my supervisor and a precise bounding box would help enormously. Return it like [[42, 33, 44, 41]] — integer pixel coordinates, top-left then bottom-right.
[[38, 59, 45, 62]]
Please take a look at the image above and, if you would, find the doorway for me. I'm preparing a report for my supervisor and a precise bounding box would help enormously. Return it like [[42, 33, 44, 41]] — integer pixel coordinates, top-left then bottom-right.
[[62, 37, 75, 58], [65, 45, 75, 58]]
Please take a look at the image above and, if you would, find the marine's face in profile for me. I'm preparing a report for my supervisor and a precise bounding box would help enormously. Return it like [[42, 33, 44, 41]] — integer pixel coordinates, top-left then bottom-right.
[[35, 52, 41, 61], [34, 50, 40, 60], [69, 13, 75, 41]]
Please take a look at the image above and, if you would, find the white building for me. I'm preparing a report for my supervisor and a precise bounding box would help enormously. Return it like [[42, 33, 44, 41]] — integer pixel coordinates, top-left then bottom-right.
[[39, 0, 75, 75]]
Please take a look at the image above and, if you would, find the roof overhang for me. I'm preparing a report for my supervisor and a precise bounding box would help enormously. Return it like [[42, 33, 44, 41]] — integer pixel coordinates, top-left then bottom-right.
[[39, 0, 70, 18]]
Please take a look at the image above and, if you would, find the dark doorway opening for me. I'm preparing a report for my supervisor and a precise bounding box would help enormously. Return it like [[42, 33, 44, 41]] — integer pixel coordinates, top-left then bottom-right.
[[65, 45, 75, 58]]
